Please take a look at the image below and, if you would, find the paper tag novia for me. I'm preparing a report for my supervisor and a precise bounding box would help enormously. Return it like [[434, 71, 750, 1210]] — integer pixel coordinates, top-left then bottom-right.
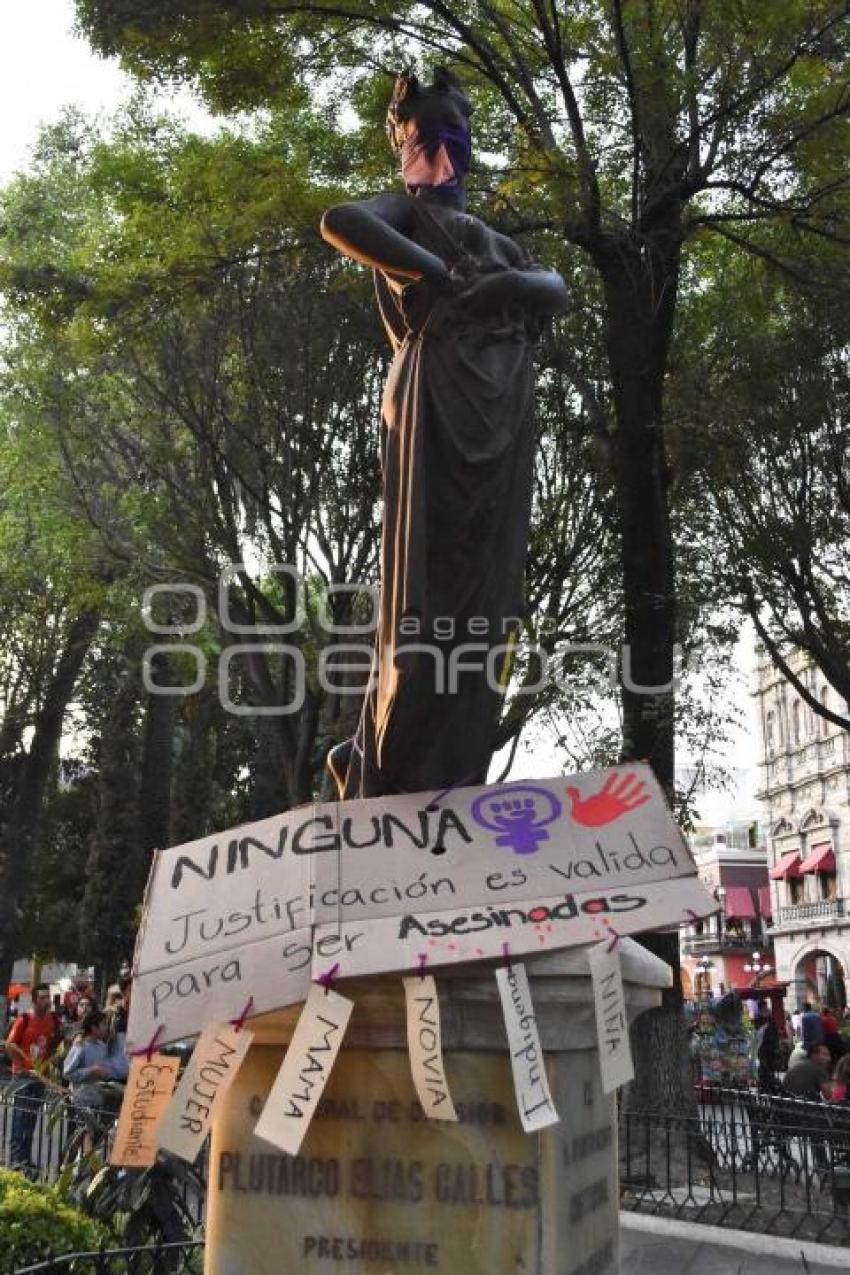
[[402, 975, 458, 1122], [495, 962, 559, 1133], [110, 1053, 181, 1166], [254, 983, 353, 1156], [588, 941, 634, 1094], [156, 1022, 253, 1163]]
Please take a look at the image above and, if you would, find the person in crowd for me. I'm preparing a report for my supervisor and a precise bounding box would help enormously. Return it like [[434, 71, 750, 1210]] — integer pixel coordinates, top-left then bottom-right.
[[783, 1042, 832, 1101], [3, 984, 60, 1170], [106, 975, 132, 1081], [753, 1009, 782, 1092], [63, 1010, 126, 1111], [821, 1005, 846, 1064], [61, 993, 96, 1046], [825, 1053, 850, 1103], [788, 1007, 825, 1068]]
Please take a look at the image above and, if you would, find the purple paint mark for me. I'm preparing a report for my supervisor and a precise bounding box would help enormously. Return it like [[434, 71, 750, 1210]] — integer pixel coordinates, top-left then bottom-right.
[[130, 1025, 165, 1062], [317, 963, 340, 994], [470, 784, 562, 856], [229, 997, 254, 1032]]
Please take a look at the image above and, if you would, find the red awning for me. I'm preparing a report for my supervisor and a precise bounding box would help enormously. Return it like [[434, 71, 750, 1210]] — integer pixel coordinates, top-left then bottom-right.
[[723, 886, 756, 919], [798, 844, 836, 874], [769, 852, 801, 880], [757, 886, 772, 919]]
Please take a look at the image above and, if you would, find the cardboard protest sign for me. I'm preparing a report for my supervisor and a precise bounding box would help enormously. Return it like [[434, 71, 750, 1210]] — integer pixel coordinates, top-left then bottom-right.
[[495, 962, 559, 1132], [128, 765, 717, 1048], [403, 974, 457, 1121], [157, 1023, 253, 1163], [110, 1054, 180, 1167]]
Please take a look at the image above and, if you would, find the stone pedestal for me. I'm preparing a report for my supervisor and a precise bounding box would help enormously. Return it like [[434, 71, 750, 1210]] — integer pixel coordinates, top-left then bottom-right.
[[205, 938, 670, 1274]]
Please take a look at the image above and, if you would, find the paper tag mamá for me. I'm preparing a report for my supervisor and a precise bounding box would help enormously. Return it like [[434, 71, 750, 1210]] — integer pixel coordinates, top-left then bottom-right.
[[254, 983, 353, 1156]]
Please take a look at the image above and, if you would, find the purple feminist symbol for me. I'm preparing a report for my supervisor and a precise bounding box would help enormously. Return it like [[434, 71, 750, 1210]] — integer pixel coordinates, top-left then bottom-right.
[[471, 785, 562, 856]]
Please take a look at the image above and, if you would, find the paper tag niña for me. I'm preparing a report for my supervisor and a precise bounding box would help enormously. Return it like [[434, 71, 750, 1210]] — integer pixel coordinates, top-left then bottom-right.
[[588, 942, 634, 1093], [402, 975, 458, 1122], [254, 983, 353, 1156], [495, 962, 559, 1133], [110, 1053, 181, 1166], [157, 1022, 253, 1162]]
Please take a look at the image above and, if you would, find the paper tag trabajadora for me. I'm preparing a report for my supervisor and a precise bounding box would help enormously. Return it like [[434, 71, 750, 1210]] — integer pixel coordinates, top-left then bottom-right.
[[110, 1053, 181, 1166], [402, 975, 457, 1122], [254, 983, 353, 1156], [157, 1022, 253, 1163], [495, 962, 559, 1132], [588, 941, 634, 1093]]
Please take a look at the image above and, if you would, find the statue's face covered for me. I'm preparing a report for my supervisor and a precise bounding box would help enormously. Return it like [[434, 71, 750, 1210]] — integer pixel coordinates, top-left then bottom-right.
[[387, 69, 472, 192]]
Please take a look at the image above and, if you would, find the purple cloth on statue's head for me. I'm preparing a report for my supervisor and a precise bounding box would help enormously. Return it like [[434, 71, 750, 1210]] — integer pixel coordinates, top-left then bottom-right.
[[401, 120, 471, 190]]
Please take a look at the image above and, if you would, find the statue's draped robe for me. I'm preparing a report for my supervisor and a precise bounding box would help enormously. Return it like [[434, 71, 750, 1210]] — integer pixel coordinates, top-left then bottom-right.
[[340, 197, 540, 798]]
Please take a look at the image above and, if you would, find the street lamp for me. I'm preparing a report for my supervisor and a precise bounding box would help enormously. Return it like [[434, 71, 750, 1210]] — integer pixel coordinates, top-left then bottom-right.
[[744, 952, 772, 981]]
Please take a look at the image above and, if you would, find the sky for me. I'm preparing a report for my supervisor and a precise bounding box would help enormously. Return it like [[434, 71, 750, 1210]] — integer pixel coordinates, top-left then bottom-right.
[[0, 4, 762, 826], [0, 1, 209, 182]]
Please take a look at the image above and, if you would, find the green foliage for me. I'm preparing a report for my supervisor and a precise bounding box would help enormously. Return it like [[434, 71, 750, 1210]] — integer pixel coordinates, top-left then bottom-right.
[[0, 1168, 112, 1271]]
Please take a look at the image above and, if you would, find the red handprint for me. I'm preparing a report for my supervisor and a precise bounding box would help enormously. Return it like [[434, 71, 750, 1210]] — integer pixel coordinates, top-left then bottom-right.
[[565, 771, 650, 827]]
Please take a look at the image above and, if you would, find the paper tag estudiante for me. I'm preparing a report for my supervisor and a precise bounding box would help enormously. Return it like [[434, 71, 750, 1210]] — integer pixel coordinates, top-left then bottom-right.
[[495, 962, 559, 1133], [254, 983, 353, 1156], [156, 1022, 253, 1163], [402, 975, 458, 1122], [110, 1053, 181, 1166], [588, 941, 634, 1093]]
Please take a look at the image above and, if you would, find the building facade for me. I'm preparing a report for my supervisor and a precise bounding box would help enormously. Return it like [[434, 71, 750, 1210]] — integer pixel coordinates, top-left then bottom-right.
[[680, 822, 773, 1001], [754, 645, 850, 1010]]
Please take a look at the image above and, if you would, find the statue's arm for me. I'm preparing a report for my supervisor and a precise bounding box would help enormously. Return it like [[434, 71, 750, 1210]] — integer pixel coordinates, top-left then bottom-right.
[[458, 266, 569, 316], [321, 193, 452, 290]]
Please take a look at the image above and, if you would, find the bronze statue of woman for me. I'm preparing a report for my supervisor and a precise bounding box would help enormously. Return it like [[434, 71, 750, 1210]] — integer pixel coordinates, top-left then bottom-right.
[[321, 67, 568, 800]]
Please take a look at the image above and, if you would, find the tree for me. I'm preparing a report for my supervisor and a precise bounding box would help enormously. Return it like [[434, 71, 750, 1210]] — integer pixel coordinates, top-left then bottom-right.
[[69, 2, 850, 1110], [678, 246, 850, 731], [2, 105, 617, 806], [73, 0, 850, 798]]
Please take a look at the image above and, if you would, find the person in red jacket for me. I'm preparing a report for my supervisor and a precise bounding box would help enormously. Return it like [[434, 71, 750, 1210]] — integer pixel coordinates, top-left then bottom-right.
[[4, 984, 59, 1171]]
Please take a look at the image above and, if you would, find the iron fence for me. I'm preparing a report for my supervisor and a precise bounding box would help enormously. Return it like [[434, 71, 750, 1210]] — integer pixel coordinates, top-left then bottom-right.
[[0, 1077, 115, 1182], [0, 1079, 207, 1237], [6, 1075, 850, 1262], [12, 1241, 205, 1274], [621, 1085, 850, 1245]]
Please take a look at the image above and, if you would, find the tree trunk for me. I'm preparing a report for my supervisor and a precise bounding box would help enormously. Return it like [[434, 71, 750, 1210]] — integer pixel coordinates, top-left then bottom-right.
[[598, 233, 690, 1113], [599, 239, 677, 793], [138, 651, 175, 854], [78, 660, 142, 982], [0, 610, 100, 1000], [172, 692, 216, 844]]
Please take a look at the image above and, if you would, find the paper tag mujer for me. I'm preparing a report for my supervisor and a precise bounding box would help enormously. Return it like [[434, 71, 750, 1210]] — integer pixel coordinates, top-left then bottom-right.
[[254, 983, 353, 1156], [157, 1022, 253, 1163], [402, 975, 458, 1121], [495, 962, 559, 1133], [588, 941, 634, 1093], [110, 1053, 181, 1166]]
